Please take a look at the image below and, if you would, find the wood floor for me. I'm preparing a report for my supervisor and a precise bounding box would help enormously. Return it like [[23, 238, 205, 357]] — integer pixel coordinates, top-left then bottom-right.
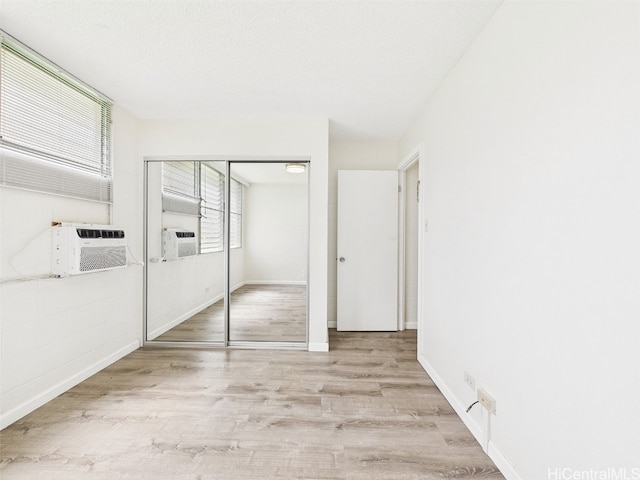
[[156, 284, 307, 343], [0, 331, 504, 479]]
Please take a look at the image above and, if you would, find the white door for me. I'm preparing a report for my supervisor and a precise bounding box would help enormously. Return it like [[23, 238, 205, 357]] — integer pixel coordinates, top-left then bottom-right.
[[337, 170, 398, 331]]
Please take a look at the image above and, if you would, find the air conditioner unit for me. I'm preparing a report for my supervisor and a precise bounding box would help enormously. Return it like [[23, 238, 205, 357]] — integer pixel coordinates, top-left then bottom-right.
[[163, 229, 197, 260], [52, 225, 127, 276]]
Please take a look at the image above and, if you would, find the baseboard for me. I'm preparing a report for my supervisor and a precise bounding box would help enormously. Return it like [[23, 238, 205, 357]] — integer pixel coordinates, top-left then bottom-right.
[[244, 280, 307, 285], [147, 295, 220, 339], [146, 281, 296, 340], [0, 340, 139, 430], [329, 320, 412, 331], [417, 353, 521, 480], [418, 353, 482, 439], [308, 342, 329, 352], [488, 441, 522, 480]]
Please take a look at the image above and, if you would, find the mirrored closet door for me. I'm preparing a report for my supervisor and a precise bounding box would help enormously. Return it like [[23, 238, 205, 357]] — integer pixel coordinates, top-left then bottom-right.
[[228, 162, 308, 345], [143, 158, 308, 348]]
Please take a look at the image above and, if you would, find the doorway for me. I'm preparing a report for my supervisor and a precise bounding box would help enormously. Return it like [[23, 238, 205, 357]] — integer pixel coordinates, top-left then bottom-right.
[[143, 158, 309, 349]]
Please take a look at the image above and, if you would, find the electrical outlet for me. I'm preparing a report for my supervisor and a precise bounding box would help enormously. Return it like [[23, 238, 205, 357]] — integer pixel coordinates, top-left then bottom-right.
[[463, 371, 475, 391], [477, 388, 496, 413]]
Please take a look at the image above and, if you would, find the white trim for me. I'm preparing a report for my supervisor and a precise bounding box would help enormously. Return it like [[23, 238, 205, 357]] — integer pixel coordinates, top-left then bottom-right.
[[418, 353, 482, 439], [397, 144, 423, 333], [405, 321, 417, 330], [417, 353, 521, 480], [328, 320, 337, 329], [397, 145, 421, 171], [147, 282, 245, 340], [488, 443, 522, 480], [146, 281, 306, 342], [398, 170, 407, 331], [147, 295, 221, 339], [0, 340, 139, 430], [308, 342, 329, 352]]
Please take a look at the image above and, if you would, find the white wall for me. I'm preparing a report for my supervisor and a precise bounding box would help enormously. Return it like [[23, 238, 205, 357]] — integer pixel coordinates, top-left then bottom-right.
[[244, 183, 308, 284], [399, 1, 640, 478], [328, 142, 398, 326], [0, 105, 143, 428], [140, 117, 329, 350]]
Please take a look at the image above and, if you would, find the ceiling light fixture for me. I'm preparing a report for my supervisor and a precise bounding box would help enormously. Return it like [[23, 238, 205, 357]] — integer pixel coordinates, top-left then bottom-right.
[[285, 163, 306, 174]]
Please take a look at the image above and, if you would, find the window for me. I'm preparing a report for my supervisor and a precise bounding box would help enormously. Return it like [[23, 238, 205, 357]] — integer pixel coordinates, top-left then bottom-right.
[[0, 31, 113, 202], [161, 161, 242, 254]]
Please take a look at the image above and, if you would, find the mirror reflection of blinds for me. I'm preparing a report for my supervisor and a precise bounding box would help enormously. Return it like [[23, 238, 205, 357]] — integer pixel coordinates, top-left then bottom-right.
[[230, 179, 242, 249], [0, 31, 113, 203], [201, 164, 223, 209], [160, 161, 243, 253], [200, 164, 224, 253], [200, 209, 223, 253], [162, 161, 197, 198], [161, 161, 199, 216]]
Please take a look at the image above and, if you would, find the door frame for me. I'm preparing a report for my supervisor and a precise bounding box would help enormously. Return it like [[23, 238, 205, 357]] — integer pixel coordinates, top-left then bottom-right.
[[397, 144, 424, 334]]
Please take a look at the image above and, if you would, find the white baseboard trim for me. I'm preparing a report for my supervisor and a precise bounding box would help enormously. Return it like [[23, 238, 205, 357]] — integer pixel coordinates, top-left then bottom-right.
[[417, 353, 521, 480], [0, 340, 139, 430], [488, 441, 521, 480], [147, 296, 220, 339], [329, 320, 412, 331], [308, 342, 329, 352], [147, 281, 301, 340], [417, 353, 482, 439]]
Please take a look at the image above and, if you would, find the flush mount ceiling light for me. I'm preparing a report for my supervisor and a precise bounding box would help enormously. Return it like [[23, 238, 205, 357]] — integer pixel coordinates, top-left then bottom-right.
[[285, 163, 306, 174]]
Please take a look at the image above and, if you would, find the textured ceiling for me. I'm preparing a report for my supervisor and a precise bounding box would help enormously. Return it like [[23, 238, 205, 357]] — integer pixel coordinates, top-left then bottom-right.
[[0, 0, 502, 142]]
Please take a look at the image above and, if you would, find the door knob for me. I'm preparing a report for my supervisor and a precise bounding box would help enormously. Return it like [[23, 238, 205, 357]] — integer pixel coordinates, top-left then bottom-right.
[[339, 257, 345, 263]]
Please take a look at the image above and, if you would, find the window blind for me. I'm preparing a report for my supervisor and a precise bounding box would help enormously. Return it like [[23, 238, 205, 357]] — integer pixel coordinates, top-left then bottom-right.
[[0, 31, 113, 203]]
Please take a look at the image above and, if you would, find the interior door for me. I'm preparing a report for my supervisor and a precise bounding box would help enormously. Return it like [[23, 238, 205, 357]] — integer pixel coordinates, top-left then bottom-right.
[[337, 170, 398, 331]]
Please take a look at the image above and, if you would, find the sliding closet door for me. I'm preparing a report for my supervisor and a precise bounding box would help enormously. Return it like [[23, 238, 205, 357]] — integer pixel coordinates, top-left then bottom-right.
[[228, 162, 308, 344], [145, 160, 226, 344]]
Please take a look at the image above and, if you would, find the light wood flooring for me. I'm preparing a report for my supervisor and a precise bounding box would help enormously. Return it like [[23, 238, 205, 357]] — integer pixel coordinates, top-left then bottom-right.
[[0, 331, 504, 479], [155, 284, 307, 343]]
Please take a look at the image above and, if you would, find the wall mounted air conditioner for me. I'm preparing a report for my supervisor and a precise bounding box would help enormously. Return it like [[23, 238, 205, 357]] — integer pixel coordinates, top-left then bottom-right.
[[163, 229, 197, 260], [52, 224, 127, 277]]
